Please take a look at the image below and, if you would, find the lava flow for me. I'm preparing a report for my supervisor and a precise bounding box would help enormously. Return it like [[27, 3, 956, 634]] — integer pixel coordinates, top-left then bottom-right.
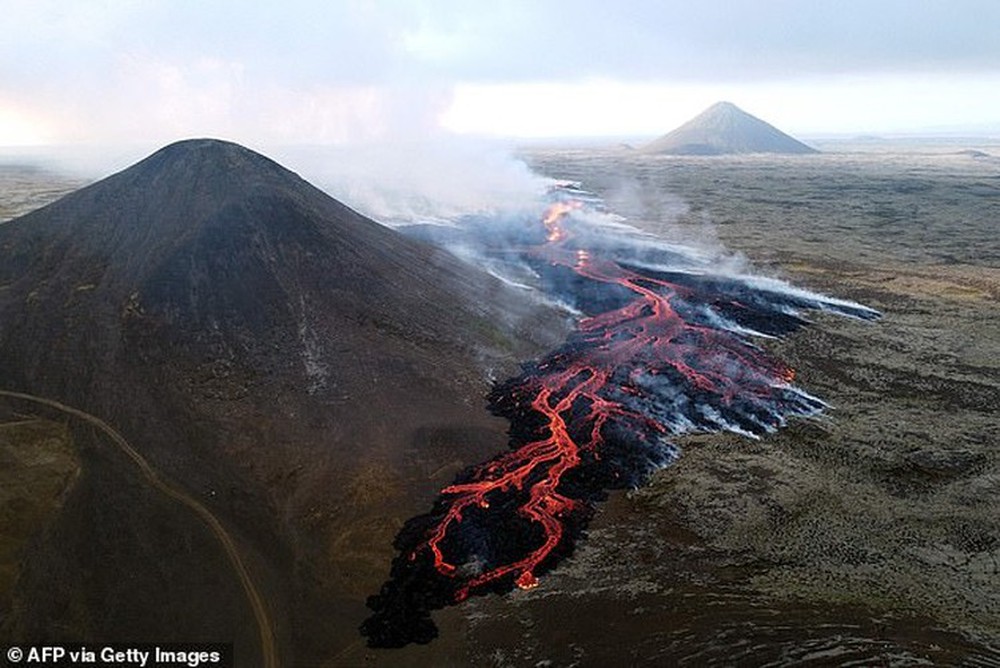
[[361, 185, 879, 648]]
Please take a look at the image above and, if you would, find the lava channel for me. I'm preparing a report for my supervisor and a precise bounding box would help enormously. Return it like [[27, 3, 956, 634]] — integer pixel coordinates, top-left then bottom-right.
[[361, 185, 879, 648]]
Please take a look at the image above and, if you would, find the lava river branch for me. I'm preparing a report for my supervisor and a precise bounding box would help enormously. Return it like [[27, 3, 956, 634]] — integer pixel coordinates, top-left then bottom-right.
[[361, 185, 879, 647]]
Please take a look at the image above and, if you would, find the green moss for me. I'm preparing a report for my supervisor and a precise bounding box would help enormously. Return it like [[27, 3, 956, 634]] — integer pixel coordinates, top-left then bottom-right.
[[0, 418, 80, 609]]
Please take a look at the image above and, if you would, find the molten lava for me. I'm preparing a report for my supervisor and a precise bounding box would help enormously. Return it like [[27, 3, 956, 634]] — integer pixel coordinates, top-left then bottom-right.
[[542, 200, 580, 242], [362, 185, 879, 648]]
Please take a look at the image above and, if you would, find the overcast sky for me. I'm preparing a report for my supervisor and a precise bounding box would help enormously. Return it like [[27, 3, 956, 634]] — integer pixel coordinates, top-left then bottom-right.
[[2, 0, 999, 146]]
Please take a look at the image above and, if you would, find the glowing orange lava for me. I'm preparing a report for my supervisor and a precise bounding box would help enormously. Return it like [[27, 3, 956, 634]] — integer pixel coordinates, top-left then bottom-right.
[[414, 196, 791, 595], [542, 200, 581, 242], [362, 184, 876, 648]]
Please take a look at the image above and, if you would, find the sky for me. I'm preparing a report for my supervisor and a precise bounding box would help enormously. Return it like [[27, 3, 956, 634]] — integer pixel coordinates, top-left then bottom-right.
[[2, 0, 1000, 147]]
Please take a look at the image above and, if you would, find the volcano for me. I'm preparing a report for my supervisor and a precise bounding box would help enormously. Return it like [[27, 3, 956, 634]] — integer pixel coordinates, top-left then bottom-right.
[[0, 139, 562, 664], [642, 101, 818, 155]]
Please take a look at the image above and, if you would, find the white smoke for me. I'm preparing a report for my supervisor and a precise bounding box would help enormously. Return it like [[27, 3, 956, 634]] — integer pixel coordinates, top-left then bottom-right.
[[270, 138, 554, 226]]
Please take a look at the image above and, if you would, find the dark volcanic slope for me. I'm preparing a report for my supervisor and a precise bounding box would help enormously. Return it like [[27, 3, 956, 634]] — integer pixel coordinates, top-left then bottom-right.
[[1, 138, 518, 381], [0, 139, 560, 664], [642, 101, 818, 155]]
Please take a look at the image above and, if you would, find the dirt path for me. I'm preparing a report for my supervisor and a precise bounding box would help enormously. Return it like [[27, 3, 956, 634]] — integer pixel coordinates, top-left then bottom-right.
[[0, 389, 278, 668]]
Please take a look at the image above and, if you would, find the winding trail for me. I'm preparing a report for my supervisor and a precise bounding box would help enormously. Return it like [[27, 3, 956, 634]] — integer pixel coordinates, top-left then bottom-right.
[[0, 389, 278, 668]]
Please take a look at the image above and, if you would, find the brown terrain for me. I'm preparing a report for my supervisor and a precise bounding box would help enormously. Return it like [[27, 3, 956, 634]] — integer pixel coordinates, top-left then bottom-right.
[[2, 140, 998, 666]]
